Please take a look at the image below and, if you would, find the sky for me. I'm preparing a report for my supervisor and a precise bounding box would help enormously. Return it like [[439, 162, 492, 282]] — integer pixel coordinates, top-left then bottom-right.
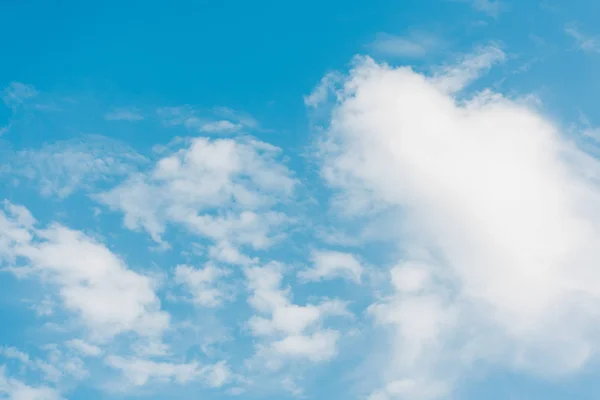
[[1, 0, 600, 399]]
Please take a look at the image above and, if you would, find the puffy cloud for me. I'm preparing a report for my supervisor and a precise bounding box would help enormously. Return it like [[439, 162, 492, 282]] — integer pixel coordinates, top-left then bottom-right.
[[298, 250, 362, 283], [0, 366, 62, 400], [174, 263, 232, 307], [314, 48, 600, 397], [65, 339, 102, 357], [0, 202, 169, 341], [245, 262, 350, 364], [98, 136, 296, 248]]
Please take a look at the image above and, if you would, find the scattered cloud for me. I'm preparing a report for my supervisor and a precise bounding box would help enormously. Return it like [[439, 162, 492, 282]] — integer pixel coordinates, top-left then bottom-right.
[[0, 366, 62, 400], [157, 106, 257, 134], [2, 82, 38, 110], [104, 108, 144, 121], [97, 136, 296, 249], [304, 72, 343, 108], [0, 135, 146, 199], [432, 44, 505, 93], [298, 250, 362, 283], [565, 24, 600, 54], [245, 262, 351, 365], [0, 201, 170, 341], [174, 263, 232, 307], [105, 356, 231, 388], [65, 339, 102, 357], [369, 32, 440, 58]]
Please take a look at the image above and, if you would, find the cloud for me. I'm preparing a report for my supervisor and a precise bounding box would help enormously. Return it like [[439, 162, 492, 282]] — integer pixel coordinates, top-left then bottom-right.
[[105, 356, 230, 388], [432, 44, 505, 93], [245, 262, 351, 365], [98, 136, 296, 249], [298, 250, 362, 283], [2, 82, 38, 110], [313, 48, 600, 397], [199, 120, 244, 133], [0, 366, 62, 400], [565, 24, 600, 54], [65, 339, 102, 357], [0, 201, 170, 341], [1, 135, 145, 199], [369, 32, 440, 58], [174, 263, 232, 307], [304, 72, 343, 108], [104, 108, 144, 121], [157, 106, 257, 134]]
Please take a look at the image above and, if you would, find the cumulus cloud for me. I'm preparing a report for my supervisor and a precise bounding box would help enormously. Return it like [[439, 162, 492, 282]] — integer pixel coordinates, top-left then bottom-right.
[[298, 250, 362, 283], [314, 49, 600, 398], [0, 201, 169, 341], [174, 263, 232, 307], [98, 136, 296, 250], [245, 262, 351, 365], [0, 366, 62, 400]]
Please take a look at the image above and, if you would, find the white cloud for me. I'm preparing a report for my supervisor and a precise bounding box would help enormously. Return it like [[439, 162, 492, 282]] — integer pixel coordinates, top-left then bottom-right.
[[565, 24, 600, 54], [1, 135, 145, 199], [314, 49, 600, 397], [98, 136, 296, 248], [432, 44, 505, 93], [66, 339, 102, 357], [0, 202, 170, 341], [0, 366, 62, 400], [2, 82, 38, 110], [105, 356, 230, 388], [369, 32, 440, 58], [104, 108, 144, 121], [174, 263, 232, 307], [298, 250, 362, 283], [245, 262, 350, 364], [200, 120, 244, 133], [304, 72, 343, 108], [157, 106, 256, 134]]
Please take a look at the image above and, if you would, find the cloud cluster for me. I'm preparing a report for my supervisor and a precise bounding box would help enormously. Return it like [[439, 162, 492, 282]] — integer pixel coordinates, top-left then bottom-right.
[[98, 136, 296, 251], [245, 262, 351, 365]]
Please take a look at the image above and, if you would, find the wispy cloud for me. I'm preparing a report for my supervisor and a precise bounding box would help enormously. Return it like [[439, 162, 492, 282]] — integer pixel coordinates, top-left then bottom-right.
[[369, 32, 441, 58], [565, 24, 600, 54], [450, 0, 505, 17], [104, 107, 144, 121], [2, 82, 38, 110]]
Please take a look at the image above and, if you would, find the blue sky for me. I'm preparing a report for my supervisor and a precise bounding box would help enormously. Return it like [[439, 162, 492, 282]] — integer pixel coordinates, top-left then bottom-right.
[[2, 1, 600, 399]]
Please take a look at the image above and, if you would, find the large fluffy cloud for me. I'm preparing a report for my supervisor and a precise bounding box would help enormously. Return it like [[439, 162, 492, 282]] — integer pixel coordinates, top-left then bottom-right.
[[315, 48, 600, 398]]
